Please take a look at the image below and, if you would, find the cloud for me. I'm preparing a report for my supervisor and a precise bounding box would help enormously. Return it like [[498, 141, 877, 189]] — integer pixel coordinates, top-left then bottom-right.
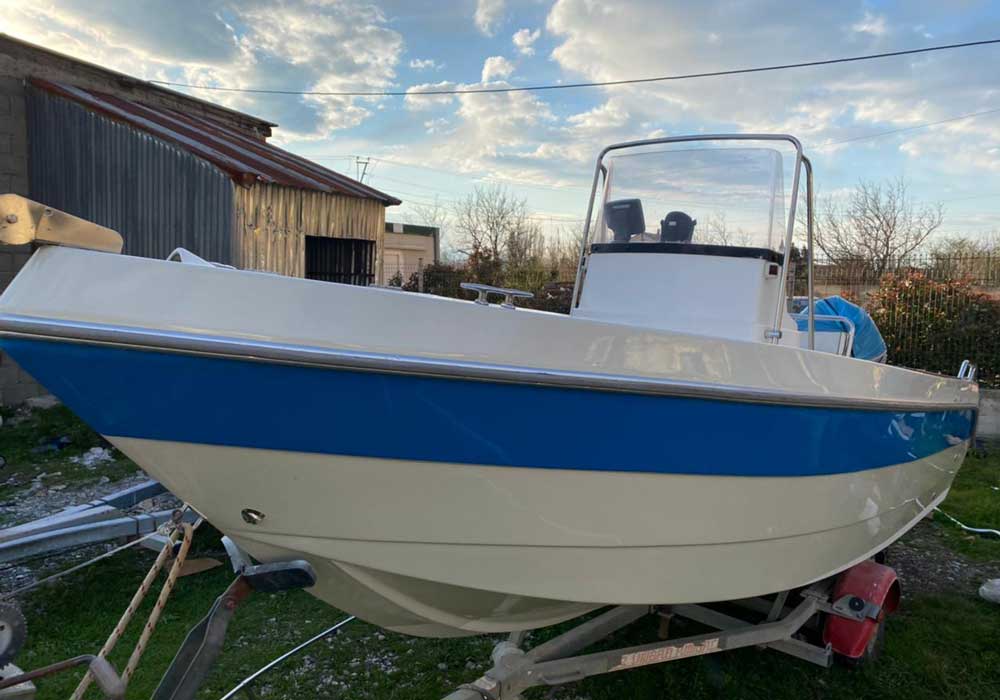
[[566, 99, 630, 133], [851, 98, 931, 126], [530, 0, 1000, 238], [424, 117, 452, 134], [851, 11, 888, 37], [474, 0, 505, 36], [393, 59, 561, 189], [899, 120, 1000, 174], [0, 0, 403, 139], [545, 1, 997, 153], [512, 27, 541, 55], [405, 81, 458, 110], [481, 55, 515, 82], [18, 0, 993, 232]]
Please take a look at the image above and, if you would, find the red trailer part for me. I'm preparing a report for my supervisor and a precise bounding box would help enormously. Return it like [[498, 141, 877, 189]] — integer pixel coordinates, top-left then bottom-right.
[[823, 559, 900, 662]]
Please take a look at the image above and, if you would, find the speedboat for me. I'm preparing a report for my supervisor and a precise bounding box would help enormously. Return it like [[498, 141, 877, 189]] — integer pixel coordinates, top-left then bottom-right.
[[0, 135, 978, 638]]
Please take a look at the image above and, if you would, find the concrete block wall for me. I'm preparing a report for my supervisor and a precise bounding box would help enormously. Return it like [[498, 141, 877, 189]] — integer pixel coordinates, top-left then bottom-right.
[[0, 76, 28, 195], [977, 389, 1000, 439], [0, 75, 46, 406]]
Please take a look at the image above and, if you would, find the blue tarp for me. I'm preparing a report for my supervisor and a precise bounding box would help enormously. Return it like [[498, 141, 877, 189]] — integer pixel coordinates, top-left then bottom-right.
[[795, 295, 887, 362]]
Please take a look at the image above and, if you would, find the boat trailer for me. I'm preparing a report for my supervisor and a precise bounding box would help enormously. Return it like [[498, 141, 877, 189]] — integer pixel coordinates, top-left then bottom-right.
[[1, 527, 899, 700], [444, 562, 898, 700], [176, 553, 896, 700], [0, 480, 197, 566]]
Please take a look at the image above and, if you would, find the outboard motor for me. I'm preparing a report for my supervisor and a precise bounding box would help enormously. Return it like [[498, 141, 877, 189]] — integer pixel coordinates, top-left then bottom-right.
[[660, 211, 696, 243], [604, 199, 645, 242]]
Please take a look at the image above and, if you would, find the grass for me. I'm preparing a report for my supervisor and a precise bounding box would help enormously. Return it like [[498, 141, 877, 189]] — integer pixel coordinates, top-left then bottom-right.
[[929, 445, 1000, 561], [3, 407, 1000, 699], [0, 405, 137, 505]]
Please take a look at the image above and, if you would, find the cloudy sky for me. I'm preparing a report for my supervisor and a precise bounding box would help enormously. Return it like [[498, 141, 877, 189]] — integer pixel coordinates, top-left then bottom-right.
[[3, 0, 999, 245]]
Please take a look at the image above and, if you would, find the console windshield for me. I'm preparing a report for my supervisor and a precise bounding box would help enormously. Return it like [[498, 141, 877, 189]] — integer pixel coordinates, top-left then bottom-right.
[[591, 147, 787, 251]]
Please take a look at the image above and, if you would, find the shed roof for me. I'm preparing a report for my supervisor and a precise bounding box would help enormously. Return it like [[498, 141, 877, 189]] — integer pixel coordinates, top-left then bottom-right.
[[2, 33, 276, 136], [32, 78, 401, 205]]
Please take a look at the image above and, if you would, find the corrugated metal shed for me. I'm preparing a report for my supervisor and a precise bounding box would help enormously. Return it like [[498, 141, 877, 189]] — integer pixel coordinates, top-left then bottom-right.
[[234, 184, 387, 276], [31, 78, 401, 205], [27, 86, 234, 261]]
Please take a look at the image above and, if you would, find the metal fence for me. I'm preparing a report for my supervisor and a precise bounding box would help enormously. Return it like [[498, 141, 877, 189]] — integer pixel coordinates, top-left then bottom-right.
[[787, 252, 1000, 386], [788, 253, 1000, 296], [385, 252, 1000, 387]]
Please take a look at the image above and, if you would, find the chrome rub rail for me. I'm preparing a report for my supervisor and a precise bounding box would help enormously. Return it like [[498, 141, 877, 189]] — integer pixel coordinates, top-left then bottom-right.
[[0, 313, 976, 413]]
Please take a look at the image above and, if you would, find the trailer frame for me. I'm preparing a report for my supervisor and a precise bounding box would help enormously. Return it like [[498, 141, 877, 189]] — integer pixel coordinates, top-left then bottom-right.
[[442, 575, 888, 700]]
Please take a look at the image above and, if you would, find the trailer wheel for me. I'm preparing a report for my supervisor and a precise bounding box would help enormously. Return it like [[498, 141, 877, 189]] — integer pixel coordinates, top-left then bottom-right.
[[823, 561, 898, 666], [837, 620, 885, 669]]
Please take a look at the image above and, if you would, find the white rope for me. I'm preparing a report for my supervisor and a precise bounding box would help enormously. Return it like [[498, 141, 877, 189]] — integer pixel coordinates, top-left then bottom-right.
[[934, 507, 1000, 538]]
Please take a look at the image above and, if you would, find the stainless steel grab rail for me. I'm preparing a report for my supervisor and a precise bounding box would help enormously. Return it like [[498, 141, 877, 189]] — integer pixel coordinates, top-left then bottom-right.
[[958, 360, 978, 381], [461, 282, 534, 309], [788, 313, 856, 357]]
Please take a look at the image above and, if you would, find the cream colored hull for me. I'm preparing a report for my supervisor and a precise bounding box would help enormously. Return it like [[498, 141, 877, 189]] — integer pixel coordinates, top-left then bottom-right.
[[111, 436, 965, 637], [0, 247, 977, 637]]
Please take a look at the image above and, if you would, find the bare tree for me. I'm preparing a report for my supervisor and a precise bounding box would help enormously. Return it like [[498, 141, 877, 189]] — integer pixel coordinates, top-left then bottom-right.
[[815, 178, 943, 274], [928, 232, 1000, 281], [547, 225, 585, 273], [702, 212, 753, 247], [452, 185, 542, 267], [406, 196, 450, 232]]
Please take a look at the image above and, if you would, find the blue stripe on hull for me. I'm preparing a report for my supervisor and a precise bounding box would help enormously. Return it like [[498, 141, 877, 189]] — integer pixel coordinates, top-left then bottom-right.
[[1, 338, 974, 477]]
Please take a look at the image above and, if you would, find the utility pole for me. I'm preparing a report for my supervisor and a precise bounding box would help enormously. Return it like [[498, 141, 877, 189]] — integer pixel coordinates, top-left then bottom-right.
[[355, 157, 371, 183]]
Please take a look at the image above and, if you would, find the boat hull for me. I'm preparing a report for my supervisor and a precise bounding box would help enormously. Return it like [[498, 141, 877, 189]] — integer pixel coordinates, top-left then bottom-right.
[[0, 246, 978, 637], [0, 335, 973, 636], [110, 436, 961, 637]]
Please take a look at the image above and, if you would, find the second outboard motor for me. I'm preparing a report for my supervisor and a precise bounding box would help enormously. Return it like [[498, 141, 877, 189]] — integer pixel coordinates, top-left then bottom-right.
[[660, 211, 696, 243]]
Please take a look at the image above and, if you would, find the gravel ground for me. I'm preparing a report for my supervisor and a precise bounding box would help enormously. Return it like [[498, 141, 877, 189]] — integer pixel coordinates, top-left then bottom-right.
[[0, 471, 182, 595], [888, 518, 1000, 597], [1, 471, 150, 526]]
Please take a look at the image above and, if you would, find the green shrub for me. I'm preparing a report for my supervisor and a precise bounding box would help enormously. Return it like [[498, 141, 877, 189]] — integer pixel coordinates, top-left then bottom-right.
[[866, 271, 1000, 381]]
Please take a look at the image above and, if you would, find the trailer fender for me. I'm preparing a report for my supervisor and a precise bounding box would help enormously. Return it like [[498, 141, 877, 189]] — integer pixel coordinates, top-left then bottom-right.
[[823, 560, 900, 660]]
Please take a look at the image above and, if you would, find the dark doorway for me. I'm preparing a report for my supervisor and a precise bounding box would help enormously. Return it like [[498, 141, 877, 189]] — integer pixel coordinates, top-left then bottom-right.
[[305, 236, 375, 286]]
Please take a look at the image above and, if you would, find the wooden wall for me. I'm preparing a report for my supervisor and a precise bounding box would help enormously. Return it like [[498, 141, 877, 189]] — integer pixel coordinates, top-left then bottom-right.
[[233, 184, 386, 279]]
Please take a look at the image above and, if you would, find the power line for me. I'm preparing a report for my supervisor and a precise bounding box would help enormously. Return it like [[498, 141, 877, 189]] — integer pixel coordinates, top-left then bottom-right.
[[379, 184, 583, 223], [813, 105, 1000, 149], [939, 192, 1000, 204], [362, 172, 588, 219], [303, 101, 1000, 187], [392, 191, 583, 224], [368, 171, 454, 192], [149, 38, 1000, 97], [369, 156, 592, 192], [300, 106, 1000, 215], [370, 170, 588, 205], [345, 154, 999, 218]]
